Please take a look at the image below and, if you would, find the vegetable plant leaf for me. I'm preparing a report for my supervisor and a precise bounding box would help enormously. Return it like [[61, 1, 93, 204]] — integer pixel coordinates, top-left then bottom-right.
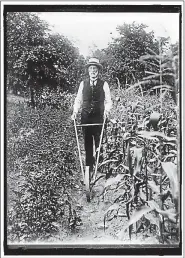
[[148, 201, 177, 223], [104, 203, 120, 230], [128, 205, 152, 226], [144, 212, 160, 228], [104, 174, 124, 188], [145, 71, 159, 76], [148, 180, 160, 194], [161, 162, 179, 199], [138, 131, 177, 143], [133, 147, 143, 176], [147, 200, 161, 211], [98, 159, 118, 169], [139, 54, 162, 61], [151, 85, 174, 91], [126, 141, 133, 176]]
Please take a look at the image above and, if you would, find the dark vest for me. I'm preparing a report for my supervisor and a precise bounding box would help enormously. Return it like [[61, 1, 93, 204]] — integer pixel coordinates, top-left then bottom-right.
[[82, 78, 105, 114], [81, 78, 105, 124]]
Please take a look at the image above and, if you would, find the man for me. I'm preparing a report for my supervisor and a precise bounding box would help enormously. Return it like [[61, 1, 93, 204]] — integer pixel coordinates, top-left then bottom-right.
[[71, 58, 112, 173]]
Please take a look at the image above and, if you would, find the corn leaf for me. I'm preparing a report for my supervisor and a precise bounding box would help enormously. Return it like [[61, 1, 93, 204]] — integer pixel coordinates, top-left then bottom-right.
[[162, 67, 174, 72], [133, 147, 143, 175], [157, 209, 176, 223], [161, 162, 179, 199], [98, 159, 118, 168], [128, 205, 152, 226], [169, 150, 177, 155], [146, 61, 160, 68], [145, 71, 159, 76], [117, 225, 128, 240], [159, 90, 168, 100], [144, 212, 160, 228], [148, 180, 160, 194], [104, 203, 120, 230], [139, 189, 146, 201], [146, 47, 158, 56], [142, 74, 160, 81], [151, 85, 174, 91], [164, 153, 176, 161], [126, 79, 159, 91], [105, 203, 120, 215], [139, 54, 162, 61], [147, 200, 161, 211], [104, 174, 124, 188], [138, 131, 177, 143], [162, 73, 176, 78], [147, 166, 153, 174], [138, 132, 159, 141], [113, 163, 129, 172], [149, 158, 156, 163], [147, 200, 177, 223], [161, 62, 171, 68], [51, 222, 60, 229]]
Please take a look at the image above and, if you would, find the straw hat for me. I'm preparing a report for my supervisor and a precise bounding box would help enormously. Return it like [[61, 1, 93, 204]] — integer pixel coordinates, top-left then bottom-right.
[[85, 57, 103, 70]]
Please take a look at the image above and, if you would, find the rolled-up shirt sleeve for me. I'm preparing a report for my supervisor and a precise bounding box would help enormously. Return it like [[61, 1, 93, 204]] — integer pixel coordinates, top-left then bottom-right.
[[103, 81, 112, 112], [73, 81, 84, 113]]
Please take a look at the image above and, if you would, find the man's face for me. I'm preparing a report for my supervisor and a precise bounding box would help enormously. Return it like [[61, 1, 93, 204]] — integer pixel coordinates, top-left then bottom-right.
[[88, 65, 99, 79]]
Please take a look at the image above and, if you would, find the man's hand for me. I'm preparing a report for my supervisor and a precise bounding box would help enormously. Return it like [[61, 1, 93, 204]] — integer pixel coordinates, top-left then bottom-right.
[[71, 112, 77, 120]]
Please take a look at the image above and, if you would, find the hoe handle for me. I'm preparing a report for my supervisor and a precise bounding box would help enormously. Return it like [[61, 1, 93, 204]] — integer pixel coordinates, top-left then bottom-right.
[[74, 119, 85, 182], [93, 117, 106, 182]]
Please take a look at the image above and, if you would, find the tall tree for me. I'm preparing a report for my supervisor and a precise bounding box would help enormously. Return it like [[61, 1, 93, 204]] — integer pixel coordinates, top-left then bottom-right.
[[6, 12, 50, 95], [6, 12, 84, 104], [103, 22, 159, 88]]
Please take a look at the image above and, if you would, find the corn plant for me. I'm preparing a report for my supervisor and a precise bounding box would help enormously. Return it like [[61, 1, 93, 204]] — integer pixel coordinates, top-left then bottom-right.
[[101, 89, 179, 244], [126, 37, 179, 108]]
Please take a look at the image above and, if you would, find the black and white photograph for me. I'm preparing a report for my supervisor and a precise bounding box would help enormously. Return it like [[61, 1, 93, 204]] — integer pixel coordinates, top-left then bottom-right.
[[2, 2, 183, 256]]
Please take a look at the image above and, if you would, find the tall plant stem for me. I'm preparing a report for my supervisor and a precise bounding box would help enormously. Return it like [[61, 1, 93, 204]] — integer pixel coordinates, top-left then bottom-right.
[[159, 167, 164, 243], [159, 38, 163, 112], [159, 140, 164, 243], [144, 142, 148, 201], [116, 77, 121, 93]]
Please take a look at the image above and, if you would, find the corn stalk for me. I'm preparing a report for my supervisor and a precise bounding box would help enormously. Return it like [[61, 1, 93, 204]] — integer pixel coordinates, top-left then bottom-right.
[[159, 38, 163, 112], [128, 37, 178, 105], [116, 76, 121, 93]]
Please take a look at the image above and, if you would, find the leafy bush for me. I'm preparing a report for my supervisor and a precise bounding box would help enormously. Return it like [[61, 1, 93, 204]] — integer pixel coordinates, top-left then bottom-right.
[[6, 12, 85, 99], [7, 93, 81, 242]]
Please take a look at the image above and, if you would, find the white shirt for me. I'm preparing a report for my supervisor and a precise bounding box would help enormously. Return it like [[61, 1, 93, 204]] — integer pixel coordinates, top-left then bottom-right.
[[73, 79, 112, 114]]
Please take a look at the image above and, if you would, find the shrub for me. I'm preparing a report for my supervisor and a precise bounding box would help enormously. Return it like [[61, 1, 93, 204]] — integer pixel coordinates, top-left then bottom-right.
[[7, 93, 81, 242]]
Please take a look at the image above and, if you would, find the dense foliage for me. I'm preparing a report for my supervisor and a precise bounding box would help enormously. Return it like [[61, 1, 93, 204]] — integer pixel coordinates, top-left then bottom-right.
[[91, 23, 178, 99], [7, 93, 82, 242], [98, 88, 179, 244], [6, 13, 179, 100], [6, 12, 86, 98]]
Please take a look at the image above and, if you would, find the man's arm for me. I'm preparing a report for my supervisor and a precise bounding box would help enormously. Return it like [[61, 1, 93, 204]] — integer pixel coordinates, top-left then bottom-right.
[[71, 81, 84, 119], [103, 81, 112, 117]]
